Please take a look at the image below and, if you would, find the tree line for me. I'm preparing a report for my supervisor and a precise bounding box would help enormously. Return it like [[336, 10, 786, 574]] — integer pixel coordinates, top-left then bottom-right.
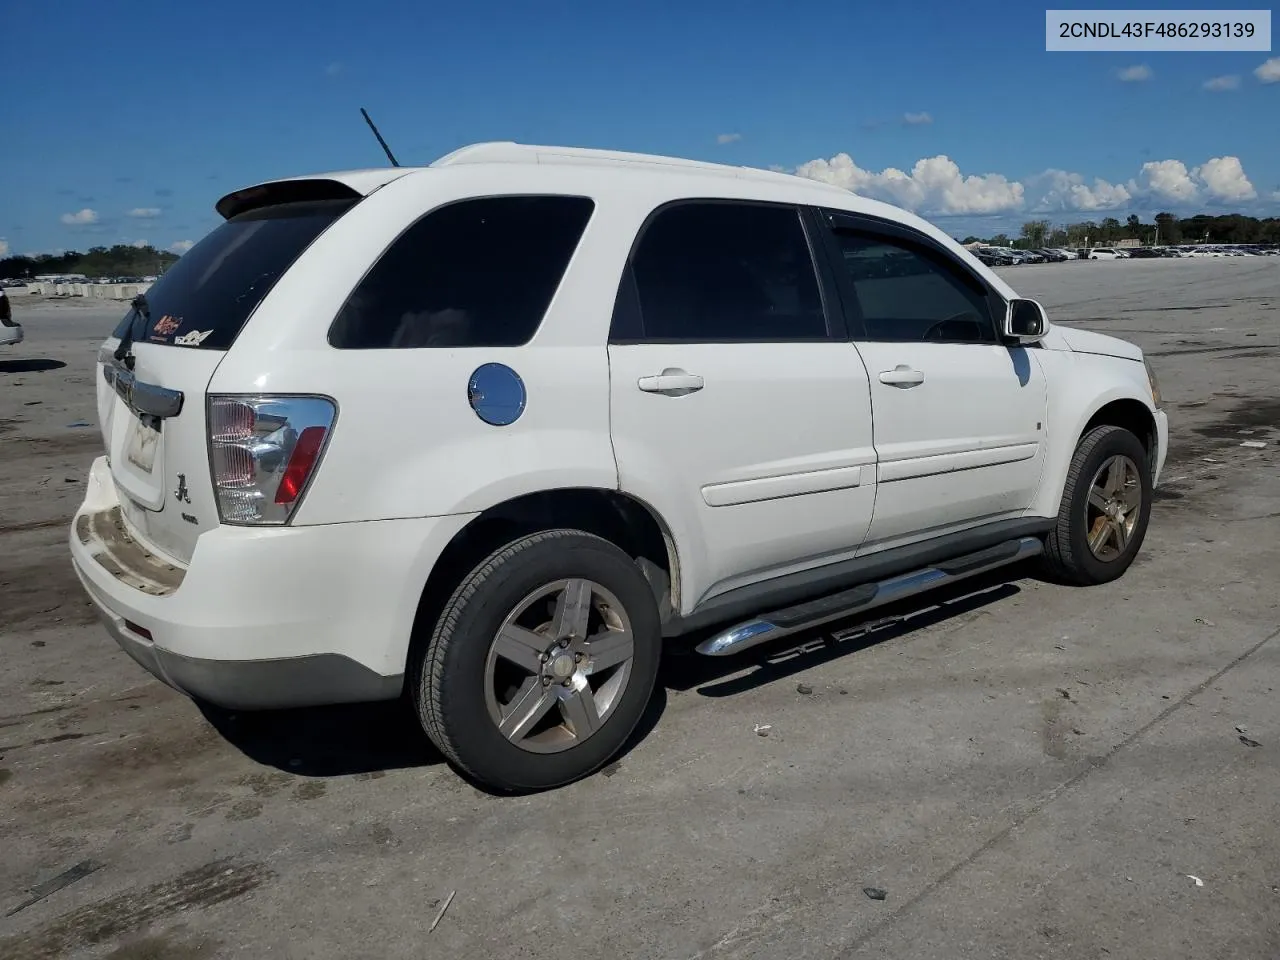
[[964, 212, 1280, 249], [0, 244, 181, 281]]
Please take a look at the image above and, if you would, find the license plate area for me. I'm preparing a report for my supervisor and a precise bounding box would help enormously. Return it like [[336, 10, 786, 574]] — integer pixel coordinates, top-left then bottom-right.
[[109, 400, 167, 511], [126, 415, 161, 473]]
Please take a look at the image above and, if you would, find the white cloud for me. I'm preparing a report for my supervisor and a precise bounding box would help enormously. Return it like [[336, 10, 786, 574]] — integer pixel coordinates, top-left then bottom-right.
[[795, 153, 1024, 215], [60, 208, 99, 225], [1203, 75, 1240, 92], [792, 150, 1269, 218], [902, 112, 933, 125], [1195, 156, 1256, 201], [716, 133, 742, 145], [1117, 64, 1153, 82], [1026, 169, 1131, 212], [130, 239, 149, 249], [1130, 160, 1199, 202], [1255, 57, 1280, 82], [0, 239, 8, 258], [169, 240, 195, 254], [1125, 156, 1257, 205], [128, 207, 162, 218]]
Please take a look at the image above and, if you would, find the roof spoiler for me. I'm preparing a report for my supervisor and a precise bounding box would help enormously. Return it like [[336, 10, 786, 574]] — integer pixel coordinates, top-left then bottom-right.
[[214, 179, 366, 220]]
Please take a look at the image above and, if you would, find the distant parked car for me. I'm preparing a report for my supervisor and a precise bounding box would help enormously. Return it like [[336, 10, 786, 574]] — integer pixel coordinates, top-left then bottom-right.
[[1034, 249, 1068, 262], [0, 287, 23, 346], [1079, 248, 1122, 260], [974, 248, 1015, 266]]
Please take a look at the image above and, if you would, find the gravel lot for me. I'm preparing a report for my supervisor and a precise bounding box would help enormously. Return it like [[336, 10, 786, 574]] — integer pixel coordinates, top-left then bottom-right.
[[1, 257, 1278, 960]]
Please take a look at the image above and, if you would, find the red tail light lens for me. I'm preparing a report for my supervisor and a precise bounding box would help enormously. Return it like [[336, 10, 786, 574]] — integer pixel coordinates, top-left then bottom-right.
[[207, 396, 336, 525], [275, 426, 329, 504]]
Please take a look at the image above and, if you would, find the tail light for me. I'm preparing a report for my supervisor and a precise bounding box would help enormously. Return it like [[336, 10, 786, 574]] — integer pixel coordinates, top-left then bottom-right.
[[207, 395, 336, 525]]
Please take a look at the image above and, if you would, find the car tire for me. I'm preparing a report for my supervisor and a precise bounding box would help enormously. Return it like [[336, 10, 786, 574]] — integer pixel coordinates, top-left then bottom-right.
[[1042, 425, 1152, 586], [413, 529, 661, 792]]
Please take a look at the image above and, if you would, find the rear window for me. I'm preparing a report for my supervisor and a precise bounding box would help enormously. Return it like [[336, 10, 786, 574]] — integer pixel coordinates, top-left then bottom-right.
[[112, 198, 355, 350], [327, 195, 595, 349]]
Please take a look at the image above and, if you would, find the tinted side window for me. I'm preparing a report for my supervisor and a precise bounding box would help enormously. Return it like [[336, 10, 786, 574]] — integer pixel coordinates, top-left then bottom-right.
[[623, 202, 828, 342], [329, 196, 594, 349], [830, 231, 996, 343]]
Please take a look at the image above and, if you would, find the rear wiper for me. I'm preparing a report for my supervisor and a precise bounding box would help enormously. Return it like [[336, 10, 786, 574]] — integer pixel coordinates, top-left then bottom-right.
[[113, 294, 148, 369]]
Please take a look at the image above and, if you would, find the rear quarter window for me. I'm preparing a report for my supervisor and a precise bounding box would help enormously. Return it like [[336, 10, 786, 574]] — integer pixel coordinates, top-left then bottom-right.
[[113, 198, 355, 350], [327, 195, 595, 349]]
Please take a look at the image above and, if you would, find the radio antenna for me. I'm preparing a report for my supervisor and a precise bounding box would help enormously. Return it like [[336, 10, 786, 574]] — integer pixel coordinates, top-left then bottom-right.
[[360, 107, 400, 167]]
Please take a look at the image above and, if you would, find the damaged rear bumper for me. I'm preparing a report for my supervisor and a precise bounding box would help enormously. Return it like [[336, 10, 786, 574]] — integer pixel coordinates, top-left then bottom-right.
[[69, 456, 471, 710]]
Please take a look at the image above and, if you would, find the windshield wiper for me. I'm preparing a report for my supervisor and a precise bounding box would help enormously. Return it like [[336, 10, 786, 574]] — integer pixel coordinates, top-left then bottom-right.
[[113, 293, 149, 369]]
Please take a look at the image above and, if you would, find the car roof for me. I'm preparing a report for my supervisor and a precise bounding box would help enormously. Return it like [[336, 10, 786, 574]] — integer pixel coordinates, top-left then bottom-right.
[[209, 140, 1018, 297], [217, 140, 955, 236]]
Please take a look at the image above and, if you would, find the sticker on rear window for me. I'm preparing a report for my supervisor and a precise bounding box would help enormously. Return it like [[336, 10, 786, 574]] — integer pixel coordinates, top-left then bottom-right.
[[152, 315, 181, 336], [174, 329, 212, 347]]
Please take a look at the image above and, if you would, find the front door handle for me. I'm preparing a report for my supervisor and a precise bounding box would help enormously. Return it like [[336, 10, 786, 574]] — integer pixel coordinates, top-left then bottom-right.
[[879, 365, 925, 387], [638, 369, 704, 395]]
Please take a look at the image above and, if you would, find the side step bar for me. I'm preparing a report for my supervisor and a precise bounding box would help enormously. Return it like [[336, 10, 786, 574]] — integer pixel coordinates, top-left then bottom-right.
[[695, 536, 1043, 657]]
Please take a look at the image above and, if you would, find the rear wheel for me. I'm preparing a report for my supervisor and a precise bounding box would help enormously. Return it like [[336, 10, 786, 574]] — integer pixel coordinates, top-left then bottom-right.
[[1042, 425, 1152, 585], [413, 529, 661, 792]]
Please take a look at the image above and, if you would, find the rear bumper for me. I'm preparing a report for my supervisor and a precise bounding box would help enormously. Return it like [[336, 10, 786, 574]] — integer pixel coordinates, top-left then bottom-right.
[[70, 456, 476, 710], [0, 323, 22, 346], [94, 610, 402, 710]]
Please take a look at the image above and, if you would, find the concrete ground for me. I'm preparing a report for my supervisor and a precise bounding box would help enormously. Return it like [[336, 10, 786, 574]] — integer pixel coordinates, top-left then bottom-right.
[[1, 258, 1278, 959]]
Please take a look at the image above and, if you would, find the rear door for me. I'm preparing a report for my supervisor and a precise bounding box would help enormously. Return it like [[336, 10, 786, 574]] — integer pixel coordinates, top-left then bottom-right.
[[98, 197, 356, 563], [607, 200, 877, 611], [813, 210, 1048, 551]]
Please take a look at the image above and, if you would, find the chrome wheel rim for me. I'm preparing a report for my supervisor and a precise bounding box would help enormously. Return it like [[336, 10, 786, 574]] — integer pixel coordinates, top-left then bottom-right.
[[483, 578, 635, 754], [1086, 454, 1142, 561]]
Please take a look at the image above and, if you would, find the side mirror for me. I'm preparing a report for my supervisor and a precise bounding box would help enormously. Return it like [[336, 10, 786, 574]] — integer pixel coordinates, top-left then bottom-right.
[[1003, 298, 1048, 344]]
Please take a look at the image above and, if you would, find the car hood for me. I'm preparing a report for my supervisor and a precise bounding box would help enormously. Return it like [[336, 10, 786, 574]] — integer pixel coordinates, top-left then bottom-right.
[[1050, 326, 1144, 362]]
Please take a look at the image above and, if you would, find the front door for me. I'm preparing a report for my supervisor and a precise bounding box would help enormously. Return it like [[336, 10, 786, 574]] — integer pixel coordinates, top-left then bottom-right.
[[814, 212, 1048, 551], [607, 200, 878, 611]]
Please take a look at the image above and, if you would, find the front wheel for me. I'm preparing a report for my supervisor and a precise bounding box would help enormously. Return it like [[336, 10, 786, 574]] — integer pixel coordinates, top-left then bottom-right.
[[1042, 425, 1152, 586], [413, 529, 661, 792]]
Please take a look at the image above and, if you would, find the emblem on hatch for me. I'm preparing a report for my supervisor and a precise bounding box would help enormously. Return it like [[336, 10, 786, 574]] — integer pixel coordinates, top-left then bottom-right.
[[174, 473, 191, 503], [174, 329, 212, 347]]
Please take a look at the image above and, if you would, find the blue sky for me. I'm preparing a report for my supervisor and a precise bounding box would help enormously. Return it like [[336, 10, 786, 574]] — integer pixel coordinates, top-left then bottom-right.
[[2, 0, 1278, 256]]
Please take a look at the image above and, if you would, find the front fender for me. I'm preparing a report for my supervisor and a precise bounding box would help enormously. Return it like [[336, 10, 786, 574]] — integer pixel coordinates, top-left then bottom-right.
[[1030, 349, 1160, 518]]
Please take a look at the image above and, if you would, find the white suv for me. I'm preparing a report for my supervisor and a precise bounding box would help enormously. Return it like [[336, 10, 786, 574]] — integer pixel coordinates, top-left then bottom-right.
[[70, 142, 1168, 792]]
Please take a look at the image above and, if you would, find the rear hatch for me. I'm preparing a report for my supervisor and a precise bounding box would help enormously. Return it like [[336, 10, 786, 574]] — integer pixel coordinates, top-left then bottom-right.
[[97, 196, 357, 564]]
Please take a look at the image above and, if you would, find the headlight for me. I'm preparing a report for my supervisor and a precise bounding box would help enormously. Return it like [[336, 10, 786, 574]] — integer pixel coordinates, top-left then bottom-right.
[[1144, 359, 1162, 407]]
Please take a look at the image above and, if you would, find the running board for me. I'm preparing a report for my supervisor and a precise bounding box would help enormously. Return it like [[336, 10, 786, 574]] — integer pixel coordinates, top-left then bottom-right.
[[695, 536, 1043, 657]]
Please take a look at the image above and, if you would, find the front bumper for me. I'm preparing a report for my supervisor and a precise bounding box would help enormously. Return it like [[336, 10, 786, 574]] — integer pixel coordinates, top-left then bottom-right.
[[70, 456, 475, 710], [1153, 408, 1170, 486], [0, 322, 23, 346]]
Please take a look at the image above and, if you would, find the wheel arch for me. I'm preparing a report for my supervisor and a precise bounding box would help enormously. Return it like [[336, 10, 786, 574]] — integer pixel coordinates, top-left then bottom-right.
[[1081, 397, 1158, 464], [407, 487, 681, 663], [1035, 384, 1158, 520]]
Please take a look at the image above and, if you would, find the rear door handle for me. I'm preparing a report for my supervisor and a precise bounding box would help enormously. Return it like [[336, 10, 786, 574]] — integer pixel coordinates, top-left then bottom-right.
[[878, 365, 925, 388], [638, 369, 704, 395]]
